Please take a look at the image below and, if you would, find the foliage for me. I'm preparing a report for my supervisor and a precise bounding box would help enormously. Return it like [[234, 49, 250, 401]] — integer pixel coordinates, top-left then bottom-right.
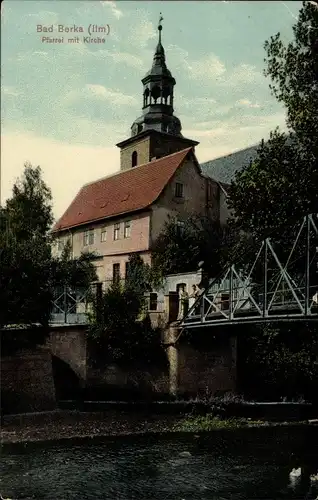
[[173, 415, 244, 432], [228, 1, 318, 253], [51, 239, 97, 289], [125, 253, 163, 297], [151, 214, 234, 277], [239, 322, 318, 401], [226, 2, 318, 401], [0, 163, 97, 352], [88, 255, 166, 367], [0, 164, 53, 329]]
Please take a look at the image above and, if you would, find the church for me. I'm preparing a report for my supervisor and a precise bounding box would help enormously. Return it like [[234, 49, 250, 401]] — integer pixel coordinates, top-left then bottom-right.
[[52, 19, 230, 283]]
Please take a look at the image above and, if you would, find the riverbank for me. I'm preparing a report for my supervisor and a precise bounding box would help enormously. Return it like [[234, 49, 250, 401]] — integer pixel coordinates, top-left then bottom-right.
[[2, 410, 318, 445]]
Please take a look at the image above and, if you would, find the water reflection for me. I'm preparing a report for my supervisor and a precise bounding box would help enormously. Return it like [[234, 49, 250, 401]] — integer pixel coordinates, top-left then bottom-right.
[[1, 427, 318, 500]]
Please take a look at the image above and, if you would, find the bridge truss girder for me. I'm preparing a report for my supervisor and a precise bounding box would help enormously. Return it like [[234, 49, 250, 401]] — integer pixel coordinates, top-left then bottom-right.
[[182, 214, 318, 329]]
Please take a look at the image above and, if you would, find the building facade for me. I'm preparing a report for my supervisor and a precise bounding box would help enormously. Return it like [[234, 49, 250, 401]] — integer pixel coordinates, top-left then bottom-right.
[[52, 21, 229, 283]]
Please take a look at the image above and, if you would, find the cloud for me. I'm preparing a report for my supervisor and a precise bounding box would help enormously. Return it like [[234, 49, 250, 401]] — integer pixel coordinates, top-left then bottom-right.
[[106, 51, 144, 69], [1, 85, 22, 97], [84, 84, 138, 106], [236, 98, 261, 108], [188, 54, 226, 79], [126, 12, 157, 48], [167, 45, 262, 88], [226, 64, 263, 86], [26, 10, 59, 25], [100, 1, 123, 20], [183, 111, 287, 157]]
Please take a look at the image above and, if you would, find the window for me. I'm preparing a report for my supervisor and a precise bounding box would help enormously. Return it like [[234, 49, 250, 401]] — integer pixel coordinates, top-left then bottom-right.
[[83, 231, 89, 246], [125, 261, 130, 278], [83, 229, 95, 246], [221, 293, 230, 311], [88, 229, 95, 245], [132, 151, 138, 168], [124, 220, 131, 238], [176, 220, 185, 235], [149, 292, 158, 311], [113, 263, 120, 284], [101, 227, 107, 242], [113, 222, 120, 240], [57, 239, 64, 251], [175, 182, 184, 198]]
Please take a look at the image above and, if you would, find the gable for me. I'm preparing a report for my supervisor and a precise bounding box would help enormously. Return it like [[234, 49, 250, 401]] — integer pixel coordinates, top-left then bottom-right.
[[53, 148, 192, 232]]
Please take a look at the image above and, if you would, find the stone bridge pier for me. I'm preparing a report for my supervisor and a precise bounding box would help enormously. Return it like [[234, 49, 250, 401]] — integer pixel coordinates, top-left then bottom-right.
[[47, 323, 237, 399], [47, 325, 88, 387], [163, 323, 237, 398]]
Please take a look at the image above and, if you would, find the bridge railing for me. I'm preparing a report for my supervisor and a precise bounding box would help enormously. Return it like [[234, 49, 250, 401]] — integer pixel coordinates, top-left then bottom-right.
[[182, 213, 318, 327]]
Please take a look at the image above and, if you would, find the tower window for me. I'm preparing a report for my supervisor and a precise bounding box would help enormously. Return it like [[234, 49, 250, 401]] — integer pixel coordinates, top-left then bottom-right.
[[144, 88, 150, 107], [162, 87, 170, 105], [151, 85, 161, 104], [175, 182, 184, 198], [132, 151, 138, 168]]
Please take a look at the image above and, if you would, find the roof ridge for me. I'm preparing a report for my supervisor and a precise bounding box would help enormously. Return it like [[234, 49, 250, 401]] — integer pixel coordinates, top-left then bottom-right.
[[53, 147, 193, 232], [201, 144, 259, 164], [81, 147, 192, 189]]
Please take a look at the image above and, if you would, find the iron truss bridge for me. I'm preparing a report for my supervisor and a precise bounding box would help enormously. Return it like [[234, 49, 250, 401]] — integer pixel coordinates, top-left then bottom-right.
[[181, 214, 318, 329]]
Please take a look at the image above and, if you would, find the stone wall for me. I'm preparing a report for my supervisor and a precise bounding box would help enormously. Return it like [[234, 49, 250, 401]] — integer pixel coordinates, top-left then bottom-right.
[[86, 364, 169, 398], [47, 324, 237, 400], [1, 349, 56, 414], [47, 326, 87, 384], [164, 325, 237, 398], [177, 337, 237, 397]]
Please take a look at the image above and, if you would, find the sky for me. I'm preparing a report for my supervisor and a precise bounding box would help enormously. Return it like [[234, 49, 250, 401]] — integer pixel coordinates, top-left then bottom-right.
[[1, 0, 302, 220]]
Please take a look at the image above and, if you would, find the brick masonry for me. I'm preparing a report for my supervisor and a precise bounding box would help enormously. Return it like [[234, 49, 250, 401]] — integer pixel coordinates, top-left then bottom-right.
[[46, 324, 237, 399], [1, 348, 56, 414], [47, 326, 87, 383]]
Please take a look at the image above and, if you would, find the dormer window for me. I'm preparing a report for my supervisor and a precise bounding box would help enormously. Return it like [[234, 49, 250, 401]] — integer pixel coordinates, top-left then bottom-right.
[[175, 182, 184, 198], [132, 151, 138, 168]]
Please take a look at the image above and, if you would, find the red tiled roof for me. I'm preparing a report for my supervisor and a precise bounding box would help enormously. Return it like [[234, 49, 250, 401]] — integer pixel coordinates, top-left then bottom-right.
[[53, 147, 192, 232]]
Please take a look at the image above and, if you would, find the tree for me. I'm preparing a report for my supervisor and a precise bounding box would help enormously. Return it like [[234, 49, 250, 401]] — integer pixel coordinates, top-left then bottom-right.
[[0, 163, 97, 353], [228, 1, 318, 248], [239, 322, 318, 401], [226, 1, 318, 400], [0, 163, 54, 329], [88, 254, 166, 367], [125, 253, 163, 297], [151, 214, 234, 278]]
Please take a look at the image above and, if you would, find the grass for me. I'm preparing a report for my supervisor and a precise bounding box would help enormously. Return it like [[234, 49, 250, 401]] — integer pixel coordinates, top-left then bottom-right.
[[173, 414, 251, 432]]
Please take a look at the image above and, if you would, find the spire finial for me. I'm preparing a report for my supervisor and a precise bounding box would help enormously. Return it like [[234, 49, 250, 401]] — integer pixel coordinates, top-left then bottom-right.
[[158, 13, 163, 43]]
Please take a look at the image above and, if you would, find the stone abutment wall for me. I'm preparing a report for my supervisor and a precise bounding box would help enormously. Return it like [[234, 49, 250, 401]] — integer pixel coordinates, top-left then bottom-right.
[[1, 348, 56, 414]]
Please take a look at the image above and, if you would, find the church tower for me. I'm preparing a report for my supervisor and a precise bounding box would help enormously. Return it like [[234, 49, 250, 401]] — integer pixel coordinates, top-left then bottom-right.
[[116, 15, 198, 171]]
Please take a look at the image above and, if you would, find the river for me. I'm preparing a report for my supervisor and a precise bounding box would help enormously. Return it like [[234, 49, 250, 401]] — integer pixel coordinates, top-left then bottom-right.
[[1, 426, 318, 499]]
